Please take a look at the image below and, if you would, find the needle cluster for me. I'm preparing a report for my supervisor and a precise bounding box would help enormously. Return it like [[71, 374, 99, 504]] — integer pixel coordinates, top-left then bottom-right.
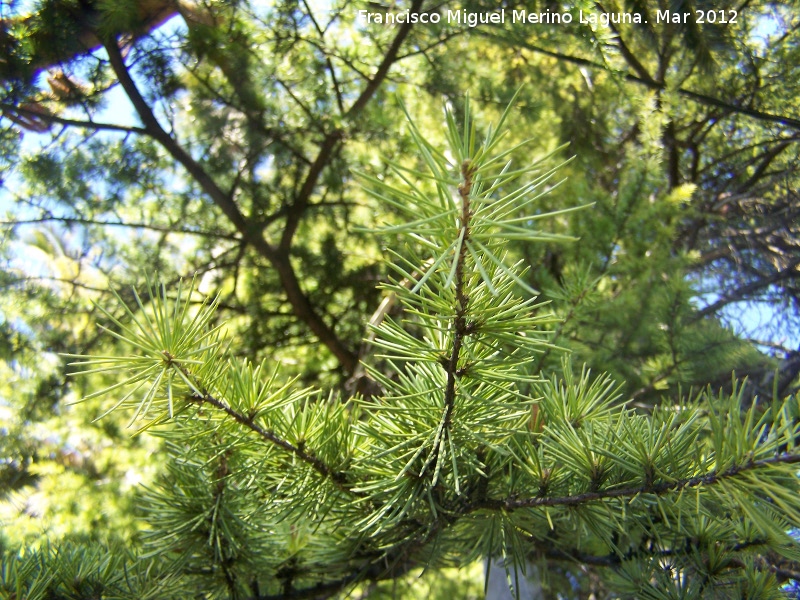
[[8, 98, 799, 600]]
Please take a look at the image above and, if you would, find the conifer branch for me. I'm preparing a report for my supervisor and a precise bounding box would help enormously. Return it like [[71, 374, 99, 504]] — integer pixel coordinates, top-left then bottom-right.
[[442, 159, 476, 427], [56, 97, 800, 598], [165, 353, 352, 491], [211, 449, 239, 595], [467, 452, 800, 512]]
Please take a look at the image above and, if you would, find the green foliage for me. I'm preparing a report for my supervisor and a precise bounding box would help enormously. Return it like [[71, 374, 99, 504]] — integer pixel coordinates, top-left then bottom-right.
[[1, 538, 178, 600], [1, 1, 799, 596], [5, 102, 794, 598]]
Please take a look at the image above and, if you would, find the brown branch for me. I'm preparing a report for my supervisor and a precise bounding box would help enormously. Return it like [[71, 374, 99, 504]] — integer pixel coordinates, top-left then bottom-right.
[[0, 1, 215, 86], [692, 257, 800, 321], [254, 557, 419, 600], [103, 36, 358, 373], [184, 66, 311, 166], [104, 39, 252, 236], [467, 452, 800, 512], [0, 103, 148, 135], [196, 392, 349, 487], [483, 34, 800, 132], [279, 0, 423, 254], [731, 556, 800, 585], [595, 1, 656, 84], [396, 30, 467, 60], [167, 354, 351, 490], [270, 250, 358, 374], [443, 159, 475, 426], [3, 216, 240, 240], [344, 0, 424, 119], [736, 141, 792, 194], [298, 35, 372, 82], [299, 0, 344, 114], [279, 130, 343, 252]]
